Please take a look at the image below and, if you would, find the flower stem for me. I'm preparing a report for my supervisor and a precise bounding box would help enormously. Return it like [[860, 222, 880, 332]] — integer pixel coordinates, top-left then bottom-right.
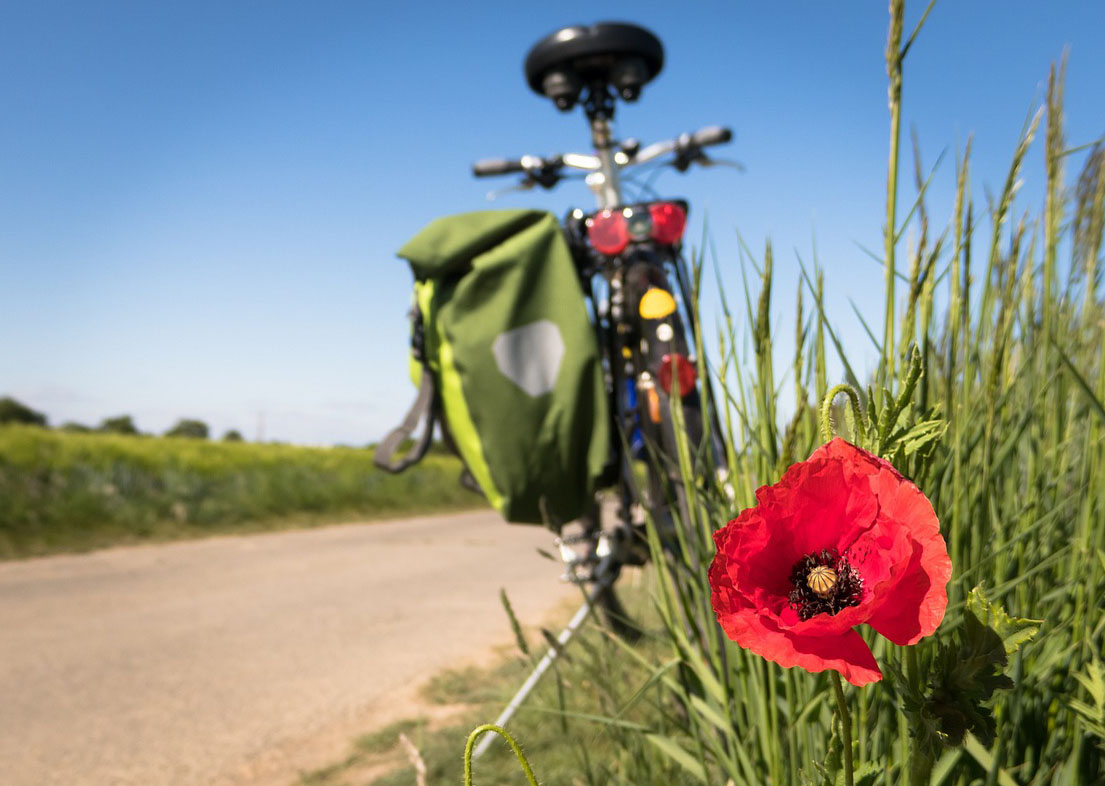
[[905, 648, 934, 786], [820, 384, 867, 445], [831, 672, 855, 786], [463, 724, 540, 786]]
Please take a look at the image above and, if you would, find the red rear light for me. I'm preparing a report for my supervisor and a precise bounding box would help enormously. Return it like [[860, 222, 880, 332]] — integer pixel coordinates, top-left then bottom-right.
[[658, 353, 697, 397], [587, 209, 629, 255], [649, 202, 686, 245]]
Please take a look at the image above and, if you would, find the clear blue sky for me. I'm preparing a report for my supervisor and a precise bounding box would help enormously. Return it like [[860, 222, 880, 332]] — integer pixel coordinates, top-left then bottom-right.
[[2, 2, 1103, 444]]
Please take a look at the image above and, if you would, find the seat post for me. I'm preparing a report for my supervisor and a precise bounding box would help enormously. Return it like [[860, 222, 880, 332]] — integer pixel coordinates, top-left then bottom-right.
[[588, 113, 623, 209]]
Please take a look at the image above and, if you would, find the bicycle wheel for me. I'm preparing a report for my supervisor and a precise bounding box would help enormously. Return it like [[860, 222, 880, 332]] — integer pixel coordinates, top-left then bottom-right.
[[624, 256, 709, 537], [574, 290, 705, 644], [571, 498, 643, 640], [577, 251, 713, 640]]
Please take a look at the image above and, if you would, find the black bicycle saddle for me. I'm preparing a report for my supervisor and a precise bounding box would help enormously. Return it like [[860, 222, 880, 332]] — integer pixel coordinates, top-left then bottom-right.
[[524, 22, 664, 109]]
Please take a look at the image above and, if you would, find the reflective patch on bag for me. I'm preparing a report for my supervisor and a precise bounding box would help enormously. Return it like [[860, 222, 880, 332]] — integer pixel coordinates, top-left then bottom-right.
[[492, 320, 565, 397]]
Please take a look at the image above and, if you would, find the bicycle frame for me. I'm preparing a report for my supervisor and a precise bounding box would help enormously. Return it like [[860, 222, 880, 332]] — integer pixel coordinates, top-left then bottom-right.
[[554, 115, 695, 209], [470, 24, 733, 756], [469, 52, 733, 594]]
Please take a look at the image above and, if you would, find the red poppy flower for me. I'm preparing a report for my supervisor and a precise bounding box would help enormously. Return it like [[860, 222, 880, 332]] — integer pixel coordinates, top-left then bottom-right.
[[709, 438, 952, 686]]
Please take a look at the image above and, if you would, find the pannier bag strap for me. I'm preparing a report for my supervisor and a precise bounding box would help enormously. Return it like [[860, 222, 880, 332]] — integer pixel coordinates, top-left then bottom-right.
[[373, 370, 436, 473]]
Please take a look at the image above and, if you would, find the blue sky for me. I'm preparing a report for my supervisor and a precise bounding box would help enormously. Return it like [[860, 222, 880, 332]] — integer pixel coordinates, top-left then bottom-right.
[[2, 1, 1103, 445]]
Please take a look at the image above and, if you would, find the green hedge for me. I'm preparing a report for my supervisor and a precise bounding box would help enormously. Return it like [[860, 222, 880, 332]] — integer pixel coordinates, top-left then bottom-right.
[[0, 425, 483, 558]]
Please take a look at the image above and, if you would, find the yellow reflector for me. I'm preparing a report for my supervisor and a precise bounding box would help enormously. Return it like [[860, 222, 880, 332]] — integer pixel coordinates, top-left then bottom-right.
[[622, 346, 633, 359], [639, 288, 677, 320]]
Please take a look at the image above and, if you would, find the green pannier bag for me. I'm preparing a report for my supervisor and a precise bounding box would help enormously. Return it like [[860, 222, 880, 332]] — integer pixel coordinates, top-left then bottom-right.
[[374, 209, 611, 526]]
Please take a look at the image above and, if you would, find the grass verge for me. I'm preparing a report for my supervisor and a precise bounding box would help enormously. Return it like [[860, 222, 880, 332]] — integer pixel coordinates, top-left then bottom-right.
[[296, 570, 701, 786], [0, 425, 484, 559]]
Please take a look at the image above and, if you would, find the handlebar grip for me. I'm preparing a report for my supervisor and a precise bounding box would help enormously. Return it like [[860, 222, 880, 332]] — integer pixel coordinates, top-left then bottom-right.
[[472, 158, 526, 177], [690, 125, 732, 147]]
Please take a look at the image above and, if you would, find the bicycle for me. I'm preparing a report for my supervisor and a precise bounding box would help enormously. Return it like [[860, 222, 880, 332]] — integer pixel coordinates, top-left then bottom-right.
[[471, 22, 734, 637]]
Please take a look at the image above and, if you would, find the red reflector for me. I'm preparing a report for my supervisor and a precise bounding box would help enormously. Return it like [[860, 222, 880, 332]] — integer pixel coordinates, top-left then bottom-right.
[[659, 353, 697, 397], [587, 209, 629, 255], [649, 202, 687, 245]]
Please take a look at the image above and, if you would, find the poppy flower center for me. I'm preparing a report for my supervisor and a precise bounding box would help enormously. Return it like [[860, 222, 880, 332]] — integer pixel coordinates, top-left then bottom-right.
[[806, 566, 838, 596], [788, 549, 863, 621]]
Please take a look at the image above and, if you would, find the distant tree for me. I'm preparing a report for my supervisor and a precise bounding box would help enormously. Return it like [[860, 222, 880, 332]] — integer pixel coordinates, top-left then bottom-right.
[[0, 396, 47, 426], [100, 415, 139, 435], [60, 421, 92, 433], [222, 429, 244, 442], [165, 419, 209, 439]]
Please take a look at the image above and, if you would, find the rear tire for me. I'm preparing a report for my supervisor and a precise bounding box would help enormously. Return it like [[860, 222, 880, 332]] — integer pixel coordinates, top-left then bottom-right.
[[583, 251, 714, 641], [594, 581, 642, 641], [574, 499, 643, 641], [648, 388, 706, 545]]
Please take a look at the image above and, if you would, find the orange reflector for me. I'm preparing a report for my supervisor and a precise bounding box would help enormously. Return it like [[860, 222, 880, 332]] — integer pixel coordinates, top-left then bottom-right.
[[639, 374, 662, 423], [647, 386, 662, 423], [639, 288, 677, 319]]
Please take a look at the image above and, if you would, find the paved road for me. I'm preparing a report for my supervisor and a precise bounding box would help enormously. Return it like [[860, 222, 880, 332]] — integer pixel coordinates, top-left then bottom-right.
[[0, 511, 577, 786]]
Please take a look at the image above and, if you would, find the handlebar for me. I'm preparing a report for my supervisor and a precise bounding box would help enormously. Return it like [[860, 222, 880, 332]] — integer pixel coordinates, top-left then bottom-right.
[[472, 158, 527, 177], [690, 125, 731, 147], [472, 125, 732, 180]]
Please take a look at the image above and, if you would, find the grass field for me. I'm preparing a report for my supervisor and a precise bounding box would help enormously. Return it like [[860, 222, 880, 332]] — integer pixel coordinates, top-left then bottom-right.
[[0, 425, 483, 559]]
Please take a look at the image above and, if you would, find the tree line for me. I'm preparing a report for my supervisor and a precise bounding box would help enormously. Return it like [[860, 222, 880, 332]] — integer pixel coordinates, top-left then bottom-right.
[[0, 396, 244, 441]]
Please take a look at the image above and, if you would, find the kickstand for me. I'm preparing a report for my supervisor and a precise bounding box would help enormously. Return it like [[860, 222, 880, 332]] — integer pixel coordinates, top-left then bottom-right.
[[470, 582, 604, 759]]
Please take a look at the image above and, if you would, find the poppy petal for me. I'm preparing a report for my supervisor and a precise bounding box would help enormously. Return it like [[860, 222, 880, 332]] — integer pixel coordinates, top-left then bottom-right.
[[715, 605, 883, 686], [863, 468, 951, 643]]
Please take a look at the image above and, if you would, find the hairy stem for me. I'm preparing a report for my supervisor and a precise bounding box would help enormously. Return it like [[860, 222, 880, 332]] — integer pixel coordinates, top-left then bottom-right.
[[832, 672, 855, 786], [464, 724, 540, 786], [905, 647, 934, 786]]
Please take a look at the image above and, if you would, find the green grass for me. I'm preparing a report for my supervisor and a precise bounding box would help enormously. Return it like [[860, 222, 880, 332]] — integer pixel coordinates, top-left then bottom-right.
[[354, 718, 427, 754], [295, 718, 430, 786], [0, 426, 484, 559], [614, 3, 1105, 783]]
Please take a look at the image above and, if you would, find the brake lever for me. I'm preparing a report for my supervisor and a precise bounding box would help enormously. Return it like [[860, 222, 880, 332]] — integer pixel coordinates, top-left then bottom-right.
[[672, 148, 706, 173], [486, 180, 536, 201], [698, 155, 746, 172], [527, 163, 564, 190]]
